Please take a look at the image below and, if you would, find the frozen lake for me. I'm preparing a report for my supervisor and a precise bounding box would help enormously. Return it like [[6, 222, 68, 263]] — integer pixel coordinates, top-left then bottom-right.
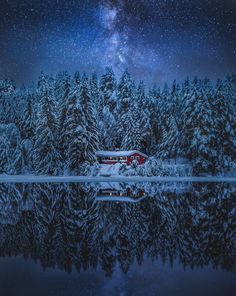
[[0, 181, 235, 296]]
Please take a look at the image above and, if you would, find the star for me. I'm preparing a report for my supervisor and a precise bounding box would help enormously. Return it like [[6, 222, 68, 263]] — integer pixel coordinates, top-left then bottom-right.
[[0, 0, 235, 85]]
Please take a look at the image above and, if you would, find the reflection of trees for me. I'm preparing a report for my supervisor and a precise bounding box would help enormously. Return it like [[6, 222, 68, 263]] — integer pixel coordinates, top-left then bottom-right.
[[0, 182, 235, 276]]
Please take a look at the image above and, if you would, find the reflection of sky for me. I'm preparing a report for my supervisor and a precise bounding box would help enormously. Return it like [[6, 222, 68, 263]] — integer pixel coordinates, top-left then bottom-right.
[[0, 0, 235, 85], [0, 257, 235, 296]]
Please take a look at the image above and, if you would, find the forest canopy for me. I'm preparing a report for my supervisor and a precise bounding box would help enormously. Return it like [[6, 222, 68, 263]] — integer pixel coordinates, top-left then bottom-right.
[[0, 68, 235, 176]]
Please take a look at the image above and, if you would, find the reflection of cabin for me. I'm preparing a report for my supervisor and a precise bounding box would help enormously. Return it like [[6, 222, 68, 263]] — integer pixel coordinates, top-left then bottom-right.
[[96, 187, 146, 203], [96, 150, 148, 165]]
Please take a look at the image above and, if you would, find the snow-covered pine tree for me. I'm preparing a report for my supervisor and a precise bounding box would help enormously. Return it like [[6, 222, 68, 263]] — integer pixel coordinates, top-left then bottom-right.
[[34, 74, 61, 175], [180, 78, 199, 158], [0, 79, 15, 94], [101, 106, 117, 149], [148, 85, 162, 155], [0, 123, 23, 174], [0, 80, 18, 125], [121, 103, 143, 151], [170, 80, 183, 156], [159, 114, 179, 160], [90, 73, 100, 112], [173, 77, 191, 158], [79, 78, 99, 163], [223, 74, 236, 111], [56, 72, 71, 161], [63, 83, 90, 174], [136, 81, 151, 152], [0, 136, 9, 174], [100, 67, 117, 113], [117, 70, 134, 112], [99, 67, 117, 149], [20, 92, 36, 140], [74, 71, 81, 87], [213, 79, 236, 172], [157, 82, 179, 159], [117, 70, 135, 147], [182, 78, 219, 175]]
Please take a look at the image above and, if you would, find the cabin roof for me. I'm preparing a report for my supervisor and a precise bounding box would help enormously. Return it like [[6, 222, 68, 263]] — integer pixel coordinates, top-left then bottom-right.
[[96, 150, 148, 158]]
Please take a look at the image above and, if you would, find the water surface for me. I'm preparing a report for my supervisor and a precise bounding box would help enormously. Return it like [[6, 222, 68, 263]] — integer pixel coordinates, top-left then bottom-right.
[[0, 182, 235, 296]]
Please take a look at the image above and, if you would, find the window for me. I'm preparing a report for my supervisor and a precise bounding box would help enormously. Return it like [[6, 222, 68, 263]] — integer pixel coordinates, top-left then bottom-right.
[[131, 155, 140, 161], [102, 156, 119, 161], [119, 156, 127, 161]]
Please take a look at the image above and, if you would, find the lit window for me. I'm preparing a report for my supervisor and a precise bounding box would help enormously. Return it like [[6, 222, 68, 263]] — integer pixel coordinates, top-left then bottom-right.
[[120, 156, 127, 160]]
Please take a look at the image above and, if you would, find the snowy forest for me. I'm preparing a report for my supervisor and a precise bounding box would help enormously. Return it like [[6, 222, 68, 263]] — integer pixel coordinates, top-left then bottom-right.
[[0, 68, 235, 176]]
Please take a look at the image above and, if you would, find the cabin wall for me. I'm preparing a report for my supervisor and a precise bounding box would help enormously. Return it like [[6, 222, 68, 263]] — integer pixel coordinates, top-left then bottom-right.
[[99, 153, 147, 165], [127, 153, 146, 165]]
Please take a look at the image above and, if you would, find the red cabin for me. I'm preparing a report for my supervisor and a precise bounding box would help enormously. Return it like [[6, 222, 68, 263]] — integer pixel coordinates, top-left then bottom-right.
[[96, 150, 148, 165]]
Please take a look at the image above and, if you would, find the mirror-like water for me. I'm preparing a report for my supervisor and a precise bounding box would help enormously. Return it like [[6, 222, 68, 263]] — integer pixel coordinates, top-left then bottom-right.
[[0, 182, 235, 296]]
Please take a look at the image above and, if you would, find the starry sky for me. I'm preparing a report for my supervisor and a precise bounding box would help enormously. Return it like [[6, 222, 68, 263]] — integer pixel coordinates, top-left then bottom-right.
[[0, 0, 235, 85]]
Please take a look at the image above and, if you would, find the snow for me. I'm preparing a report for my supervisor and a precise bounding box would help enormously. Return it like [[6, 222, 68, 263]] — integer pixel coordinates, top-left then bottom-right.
[[0, 175, 236, 183], [96, 196, 146, 203], [0, 73, 236, 177], [96, 150, 148, 157], [99, 163, 121, 176]]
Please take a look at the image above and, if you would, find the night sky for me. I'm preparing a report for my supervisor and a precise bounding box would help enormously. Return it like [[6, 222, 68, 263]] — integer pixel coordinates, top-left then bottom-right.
[[0, 0, 235, 85]]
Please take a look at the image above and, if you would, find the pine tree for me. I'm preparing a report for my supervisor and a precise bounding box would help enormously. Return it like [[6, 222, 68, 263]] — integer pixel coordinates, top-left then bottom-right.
[[34, 74, 61, 175], [148, 85, 161, 155], [157, 83, 172, 158], [20, 92, 36, 139], [180, 78, 200, 159], [90, 73, 100, 115], [121, 104, 143, 151], [74, 71, 81, 87], [117, 70, 135, 147], [56, 72, 71, 160], [213, 79, 236, 172], [181, 78, 219, 174], [99, 67, 117, 149], [100, 67, 117, 113], [64, 84, 90, 174], [159, 80, 182, 160], [79, 78, 99, 163], [0, 136, 9, 173], [136, 81, 151, 151]]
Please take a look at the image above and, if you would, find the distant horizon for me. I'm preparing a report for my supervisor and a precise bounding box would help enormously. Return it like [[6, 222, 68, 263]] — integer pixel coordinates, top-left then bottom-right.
[[3, 68, 236, 89]]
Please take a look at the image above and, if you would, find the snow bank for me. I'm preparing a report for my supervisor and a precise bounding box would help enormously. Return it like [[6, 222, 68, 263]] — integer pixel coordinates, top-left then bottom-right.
[[118, 157, 192, 177]]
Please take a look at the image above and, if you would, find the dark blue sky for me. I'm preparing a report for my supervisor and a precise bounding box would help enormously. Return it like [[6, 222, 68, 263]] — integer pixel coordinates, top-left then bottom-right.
[[0, 0, 235, 85]]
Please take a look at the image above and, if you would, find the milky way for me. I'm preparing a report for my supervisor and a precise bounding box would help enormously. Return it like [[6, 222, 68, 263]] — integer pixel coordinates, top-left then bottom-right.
[[0, 0, 235, 85]]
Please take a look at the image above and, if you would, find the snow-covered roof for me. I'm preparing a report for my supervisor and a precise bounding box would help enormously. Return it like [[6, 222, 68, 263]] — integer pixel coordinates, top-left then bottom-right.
[[96, 150, 148, 158]]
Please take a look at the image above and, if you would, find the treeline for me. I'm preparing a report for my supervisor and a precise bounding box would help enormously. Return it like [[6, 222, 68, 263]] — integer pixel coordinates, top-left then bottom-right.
[[0, 69, 235, 175], [0, 183, 235, 275]]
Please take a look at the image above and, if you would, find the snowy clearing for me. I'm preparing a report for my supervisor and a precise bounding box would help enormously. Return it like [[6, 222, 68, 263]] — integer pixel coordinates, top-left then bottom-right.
[[0, 175, 236, 183]]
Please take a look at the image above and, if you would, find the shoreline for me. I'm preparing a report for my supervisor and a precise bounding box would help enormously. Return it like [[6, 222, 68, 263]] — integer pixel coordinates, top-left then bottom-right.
[[0, 175, 236, 183]]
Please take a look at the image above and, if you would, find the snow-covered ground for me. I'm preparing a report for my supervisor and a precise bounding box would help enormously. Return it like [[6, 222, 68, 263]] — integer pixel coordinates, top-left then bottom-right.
[[0, 175, 236, 183], [95, 195, 146, 203], [99, 163, 121, 176]]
